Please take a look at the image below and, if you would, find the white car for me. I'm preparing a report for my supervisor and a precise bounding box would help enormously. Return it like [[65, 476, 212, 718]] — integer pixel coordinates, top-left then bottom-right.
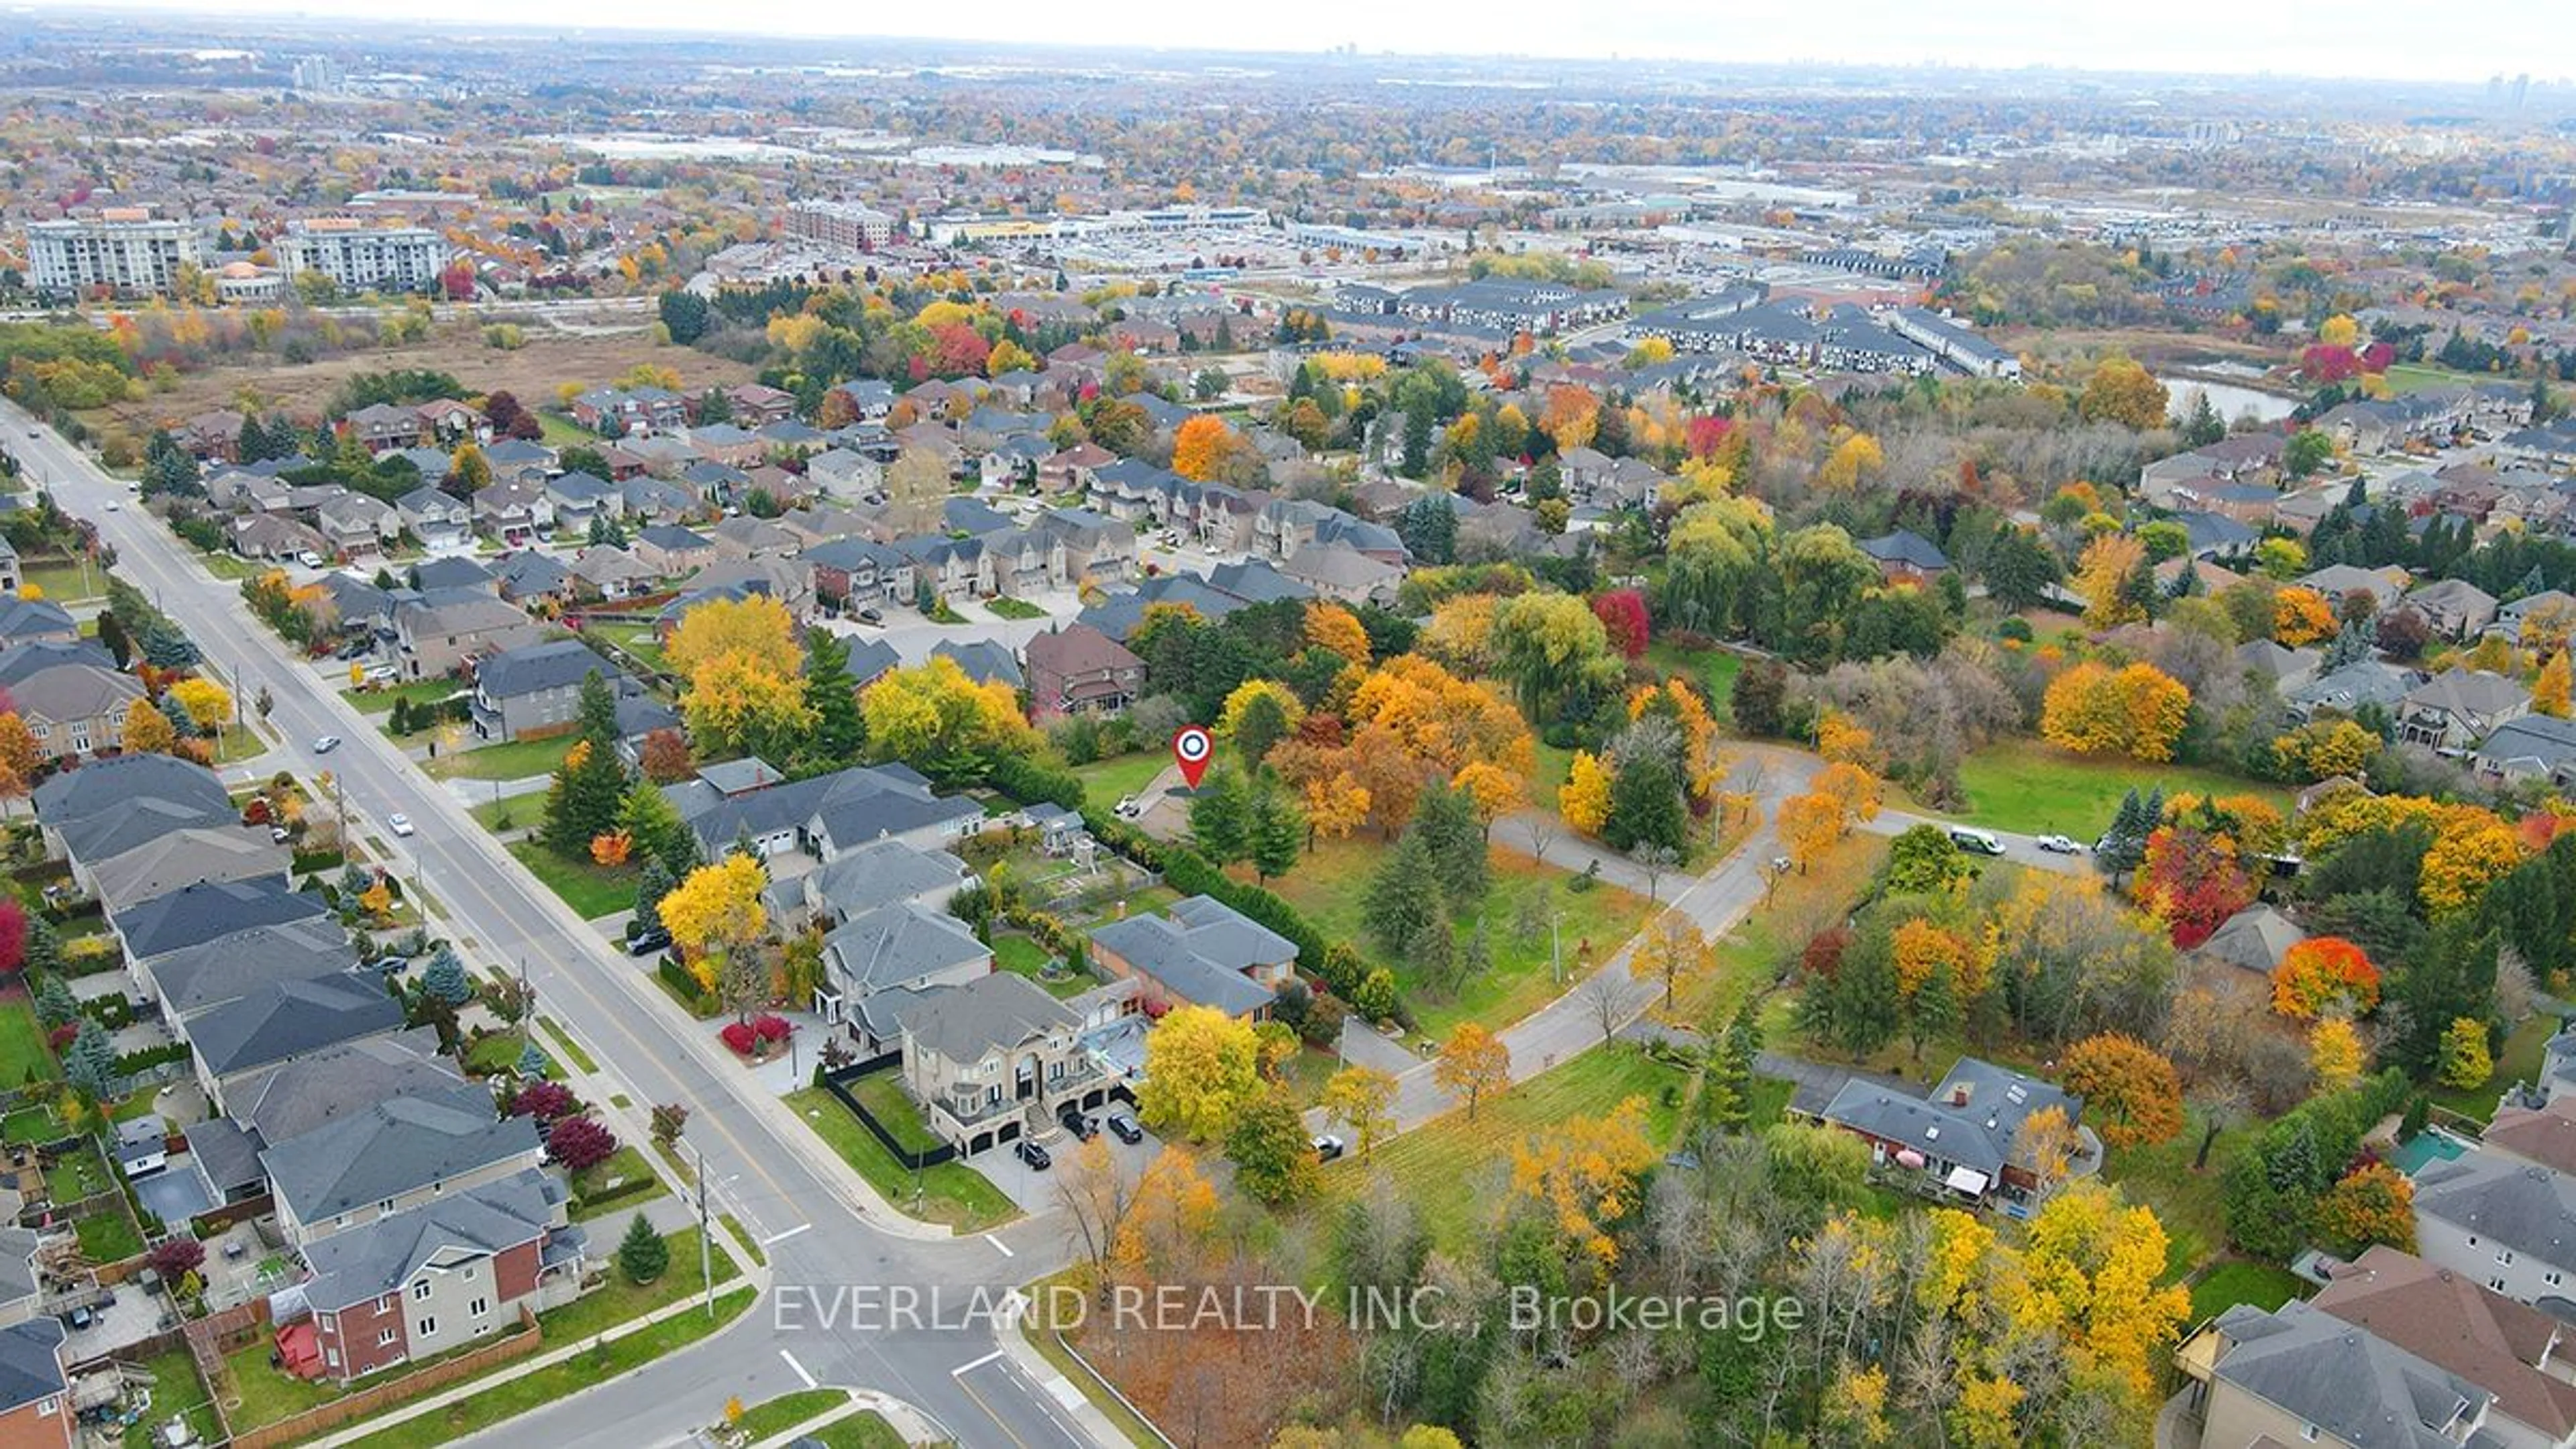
[[1114, 796, 1142, 819], [388, 813, 415, 837], [311, 735, 340, 754], [2035, 835, 2083, 855], [102, 500, 119, 512], [295, 551, 325, 568]]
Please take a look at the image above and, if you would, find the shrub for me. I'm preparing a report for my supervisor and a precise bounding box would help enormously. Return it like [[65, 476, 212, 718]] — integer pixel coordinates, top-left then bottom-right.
[[545, 1114, 619, 1174], [752, 1014, 792, 1043], [719, 1022, 757, 1055]]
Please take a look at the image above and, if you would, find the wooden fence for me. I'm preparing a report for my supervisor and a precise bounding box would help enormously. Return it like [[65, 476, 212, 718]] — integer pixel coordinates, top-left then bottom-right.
[[225, 1309, 541, 1449]]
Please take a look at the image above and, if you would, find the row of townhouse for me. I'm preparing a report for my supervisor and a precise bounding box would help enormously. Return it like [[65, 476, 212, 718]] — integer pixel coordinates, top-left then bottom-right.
[[28, 755, 593, 1390]]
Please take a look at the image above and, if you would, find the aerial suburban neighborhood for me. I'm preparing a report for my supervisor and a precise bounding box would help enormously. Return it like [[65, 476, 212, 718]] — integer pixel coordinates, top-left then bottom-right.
[[0, 9, 2566, 1449]]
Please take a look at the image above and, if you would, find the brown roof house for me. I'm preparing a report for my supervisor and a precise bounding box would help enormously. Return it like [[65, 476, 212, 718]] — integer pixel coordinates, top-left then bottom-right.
[[2309, 1244, 2576, 1446], [1023, 623, 1144, 723]]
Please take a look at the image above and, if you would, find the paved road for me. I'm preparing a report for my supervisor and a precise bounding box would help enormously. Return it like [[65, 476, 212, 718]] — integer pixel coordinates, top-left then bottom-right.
[[5, 405, 1104, 1449]]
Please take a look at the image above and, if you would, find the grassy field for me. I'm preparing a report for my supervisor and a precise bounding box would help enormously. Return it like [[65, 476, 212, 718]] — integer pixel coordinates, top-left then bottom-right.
[[2189, 1260, 2307, 1324], [93, 326, 755, 443], [2431, 1014, 2551, 1124], [785, 1087, 1020, 1233], [851, 1074, 949, 1156], [993, 932, 1089, 999], [22, 557, 105, 602], [464, 1032, 555, 1078], [225, 1338, 349, 1428], [425, 735, 576, 782], [0, 993, 58, 1082], [1929, 744, 2291, 841], [1642, 641, 1743, 724], [570, 1146, 661, 1222], [76, 1209, 144, 1263], [1072, 752, 1168, 810], [731, 1389, 855, 1442], [1694, 832, 1891, 1027], [2102, 1104, 2245, 1283], [1262, 837, 1656, 1039], [508, 842, 637, 920], [589, 621, 668, 672], [123, 1348, 221, 1449], [2383, 362, 2497, 396], [1316, 1046, 1688, 1254]]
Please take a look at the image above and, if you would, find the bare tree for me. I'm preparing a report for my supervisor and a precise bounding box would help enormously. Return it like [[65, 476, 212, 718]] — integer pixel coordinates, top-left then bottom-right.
[[1635, 843, 1681, 903], [1582, 970, 1627, 1049], [1053, 1136, 1136, 1299], [1523, 814, 1562, 867]]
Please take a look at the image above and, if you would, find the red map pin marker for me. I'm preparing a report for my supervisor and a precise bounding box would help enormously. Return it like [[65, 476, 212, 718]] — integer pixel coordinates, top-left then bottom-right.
[[1172, 725, 1214, 789]]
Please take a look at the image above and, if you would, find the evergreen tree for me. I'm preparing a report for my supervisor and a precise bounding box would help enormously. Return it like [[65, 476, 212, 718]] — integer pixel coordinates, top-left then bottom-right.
[[633, 857, 675, 936], [543, 686, 632, 857], [576, 670, 620, 750], [2267, 1119, 2322, 1195], [2181, 389, 2225, 447], [1188, 763, 1253, 865], [616, 1212, 669, 1284], [2096, 788, 2147, 879], [95, 611, 129, 669], [421, 945, 474, 1008], [22, 915, 60, 979], [1362, 832, 1444, 959], [800, 629, 865, 765], [1395, 494, 1457, 564], [1603, 747, 1688, 855], [516, 1041, 549, 1077], [1411, 781, 1490, 906], [32, 974, 78, 1030], [621, 781, 695, 879], [1248, 774, 1303, 883], [64, 1019, 117, 1098], [1460, 916, 1493, 985]]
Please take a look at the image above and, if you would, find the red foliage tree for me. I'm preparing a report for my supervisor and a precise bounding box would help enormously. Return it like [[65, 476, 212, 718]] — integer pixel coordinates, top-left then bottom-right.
[[545, 1114, 619, 1175], [2359, 341, 2396, 374], [1684, 415, 1733, 460], [1801, 926, 1853, 981], [2299, 345, 2361, 383], [2136, 824, 2257, 949], [1591, 589, 1652, 660], [508, 1080, 579, 1122], [0, 899, 26, 976], [928, 324, 991, 378], [148, 1236, 207, 1279]]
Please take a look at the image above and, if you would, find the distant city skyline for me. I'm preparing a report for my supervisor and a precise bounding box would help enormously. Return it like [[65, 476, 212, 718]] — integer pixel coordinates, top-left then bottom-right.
[[48, 0, 2576, 90]]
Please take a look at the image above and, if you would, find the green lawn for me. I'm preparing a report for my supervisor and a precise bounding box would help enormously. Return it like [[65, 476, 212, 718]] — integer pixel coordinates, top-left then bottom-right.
[[539, 1017, 599, 1074], [732, 1389, 855, 1442], [1263, 838, 1657, 1038], [46, 1146, 111, 1203], [590, 622, 668, 672], [544, 1226, 739, 1340], [571, 1146, 663, 1222], [123, 1348, 221, 1449], [0, 994, 58, 1083], [785, 1087, 1019, 1233], [1931, 744, 2292, 841], [2431, 1015, 2551, 1124], [1, 1106, 54, 1144], [508, 843, 638, 920], [2190, 1260, 2307, 1324], [1316, 1046, 1687, 1255], [1642, 641, 1742, 725], [22, 558, 104, 602], [76, 1210, 144, 1263], [425, 735, 578, 782], [2102, 1104, 2245, 1283], [2383, 362, 2496, 396], [470, 796, 531, 834], [225, 1338, 349, 1428], [984, 597, 1046, 621], [536, 411, 596, 448], [1072, 752, 1168, 810], [993, 932, 1090, 999], [344, 679, 466, 717], [342, 1284, 756, 1449], [465, 1032, 555, 1078], [800, 1410, 907, 1449], [851, 1075, 951, 1157]]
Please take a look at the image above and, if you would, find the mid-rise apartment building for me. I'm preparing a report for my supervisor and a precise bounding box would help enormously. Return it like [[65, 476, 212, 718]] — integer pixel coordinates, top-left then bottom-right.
[[787, 199, 897, 252], [27, 211, 201, 299], [277, 219, 449, 294]]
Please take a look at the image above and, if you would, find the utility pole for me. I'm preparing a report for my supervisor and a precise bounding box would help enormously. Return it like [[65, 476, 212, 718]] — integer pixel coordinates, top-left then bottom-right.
[[695, 1144, 712, 1318], [1550, 912, 1563, 987]]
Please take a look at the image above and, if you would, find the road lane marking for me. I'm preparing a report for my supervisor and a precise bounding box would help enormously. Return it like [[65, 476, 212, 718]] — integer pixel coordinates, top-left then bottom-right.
[[780, 1349, 816, 1389], [764, 1222, 812, 1246], [950, 1348, 1006, 1377], [985, 1233, 1014, 1257]]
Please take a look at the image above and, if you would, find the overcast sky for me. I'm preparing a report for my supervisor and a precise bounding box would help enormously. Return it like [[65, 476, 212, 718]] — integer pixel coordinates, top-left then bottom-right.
[[70, 0, 2576, 86]]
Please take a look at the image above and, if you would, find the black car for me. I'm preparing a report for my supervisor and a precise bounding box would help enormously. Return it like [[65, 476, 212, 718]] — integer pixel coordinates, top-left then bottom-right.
[[1105, 1113, 1143, 1144], [1015, 1139, 1052, 1171], [625, 928, 673, 958], [1058, 1106, 1096, 1141]]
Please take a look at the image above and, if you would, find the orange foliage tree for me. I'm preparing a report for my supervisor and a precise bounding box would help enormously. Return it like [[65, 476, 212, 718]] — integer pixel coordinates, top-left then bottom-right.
[[2270, 937, 2381, 1020], [2059, 1032, 2184, 1147]]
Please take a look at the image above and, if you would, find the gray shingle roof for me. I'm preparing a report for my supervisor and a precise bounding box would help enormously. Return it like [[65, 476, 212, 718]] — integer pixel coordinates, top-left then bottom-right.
[[299, 1167, 564, 1313], [931, 639, 1023, 690], [260, 1085, 537, 1226], [187, 973, 405, 1078], [239, 1034, 466, 1148], [90, 826, 289, 918], [0, 1318, 65, 1415], [56, 794, 241, 869], [823, 901, 990, 994], [901, 971, 1078, 1065], [804, 840, 971, 922], [476, 639, 614, 700], [1088, 896, 1293, 1018], [117, 878, 329, 961], [2415, 1148, 2576, 1274], [150, 915, 356, 1018], [2212, 1299, 2498, 1449]]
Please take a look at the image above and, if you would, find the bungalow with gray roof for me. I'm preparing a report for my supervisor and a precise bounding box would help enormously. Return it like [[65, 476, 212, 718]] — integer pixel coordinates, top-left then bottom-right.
[[1815, 1055, 2089, 1206], [1088, 896, 1297, 1020]]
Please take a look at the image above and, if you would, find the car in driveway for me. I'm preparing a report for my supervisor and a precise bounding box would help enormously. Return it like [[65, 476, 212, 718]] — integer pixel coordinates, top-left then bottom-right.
[[388, 812, 415, 837], [1014, 1139, 1052, 1171], [2035, 834, 2082, 855], [1312, 1134, 1346, 1163], [311, 735, 341, 754], [1106, 1112, 1144, 1144], [1057, 1105, 1097, 1140], [1114, 796, 1142, 819]]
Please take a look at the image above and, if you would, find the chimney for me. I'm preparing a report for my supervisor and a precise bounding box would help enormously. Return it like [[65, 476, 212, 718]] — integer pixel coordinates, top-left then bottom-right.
[[1950, 1083, 1972, 1108]]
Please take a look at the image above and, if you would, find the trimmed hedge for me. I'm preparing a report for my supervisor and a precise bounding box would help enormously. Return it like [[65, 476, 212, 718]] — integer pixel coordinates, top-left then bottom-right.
[[115, 1042, 191, 1074], [990, 755, 1084, 812]]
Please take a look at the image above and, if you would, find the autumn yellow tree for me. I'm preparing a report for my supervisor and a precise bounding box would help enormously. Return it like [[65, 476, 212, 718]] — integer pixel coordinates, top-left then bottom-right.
[[2271, 586, 2337, 646], [1508, 1095, 1659, 1269], [1778, 790, 1848, 872], [2058, 1032, 2184, 1147], [660, 855, 768, 997], [681, 651, 818, 761], [2539, 650, 2573, 718], [1434, 1024, 1511, 1120], [1559, 750, 1613, 836], [1136, 1006, 1263, 1142], [665, 594, 804, 683], [2421, 816, 2528, 916], [120, 698, 176, 755], [2073, 533, 2149, 628], [1318, 1065, 1396, 1161], [1815, 430, 1884, 492], [2310, 1017, 2365, 1091], [1303, 602, 1371, 663], [2078, 355, 2170, 431], [1450, 761, 1521, 837], [1170, 415, 1244, 482], [2040, 660, 2191, 762], [860, 656, 1038, 775], [166, 677, 232, 732], [1815, 761, 1884, 825], [1631, 912, 1714, 1016]]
